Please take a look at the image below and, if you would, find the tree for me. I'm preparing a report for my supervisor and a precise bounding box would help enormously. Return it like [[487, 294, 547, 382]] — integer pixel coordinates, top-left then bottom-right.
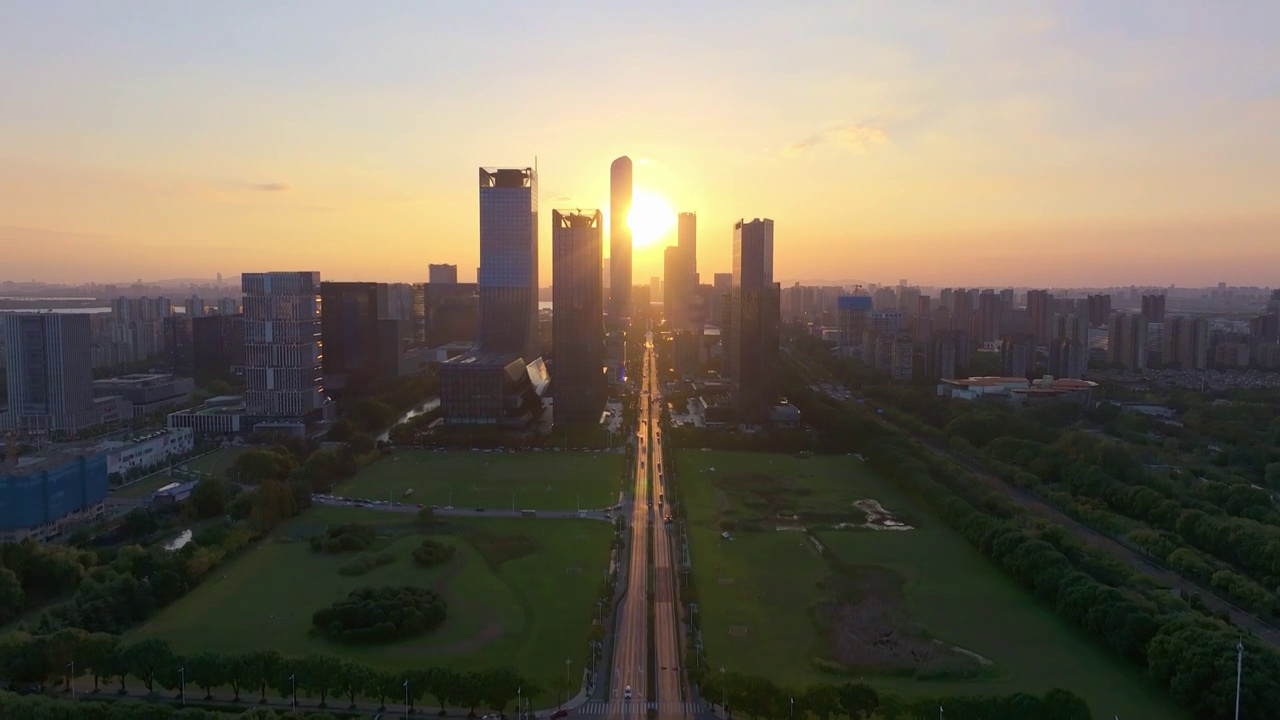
[[121, 638, 176, 695], [244, 649, 283, 703], [228, 447, 296, 484], [185, 651, 228, 700], [416, 506, 435, 526], [335, 659, 370, 709], [803, 683, 841, 720], [0, 567, 25, 624], [423, 666, 458, 714], [480, 668, 523, 714], [838, 682, 879, 720], [82, 632, 121, 693], [189, 477, 233, 519], [297, 654, 346, 707]]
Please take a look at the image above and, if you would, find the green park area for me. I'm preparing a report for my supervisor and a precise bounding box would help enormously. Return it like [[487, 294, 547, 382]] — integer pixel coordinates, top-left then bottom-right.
[[112, 447, 247, 499], [334, 449, 624, 511], [131, 505, 613, 694], [679, 451, 1187, 719]]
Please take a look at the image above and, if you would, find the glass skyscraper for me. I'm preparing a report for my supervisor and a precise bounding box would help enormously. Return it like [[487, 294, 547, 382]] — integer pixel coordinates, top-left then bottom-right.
[[477, 167, 539, 362], [731, 218, 780, 428], [552, 209, 605, 424], [241, 271, 325, 427]]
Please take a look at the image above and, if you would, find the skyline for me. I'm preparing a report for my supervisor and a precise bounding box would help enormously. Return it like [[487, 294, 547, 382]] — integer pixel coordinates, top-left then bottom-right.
[[2, 2, 1278, 287]]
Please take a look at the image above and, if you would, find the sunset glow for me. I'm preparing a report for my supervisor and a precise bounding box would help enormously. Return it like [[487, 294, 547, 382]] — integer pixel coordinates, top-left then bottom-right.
[[627, 191, 676, 251]]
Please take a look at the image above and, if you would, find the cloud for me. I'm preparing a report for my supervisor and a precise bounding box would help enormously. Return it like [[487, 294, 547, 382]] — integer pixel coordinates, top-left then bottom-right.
[[253, 182, 291, 192], [785, 124, 890, 157]]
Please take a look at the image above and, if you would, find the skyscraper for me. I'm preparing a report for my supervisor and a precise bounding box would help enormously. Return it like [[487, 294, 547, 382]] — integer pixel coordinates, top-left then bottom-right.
[[477, 167, 539, 362], [1108, 312, 1147, 371], [1087, 293, 1112, 327], [1141, 294, 1167, 323], [678, 212, 697, 275], [552, 210, 605, 425], [609, 156, 633, 325], [1165, 315, 1209, 370], [3, 313, 94, 432], [429, 264, 458, 284], [320, 282, 394, 388], [977, 290, 1003, 345], [664, 244, 693, 331], [731, 218, 779, 427], [1027, 289, 1055, 344], [241, 271, 325, 430], [1000, 333, 1036, 378]]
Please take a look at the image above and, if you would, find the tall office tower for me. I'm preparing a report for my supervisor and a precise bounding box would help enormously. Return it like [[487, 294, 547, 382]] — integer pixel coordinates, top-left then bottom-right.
[[837, 296, 873, 357], [2, 313, 94, 432], [241, 272, 325, 428], [1087, 293, 1112, 327], [731, 218, 779, 427], [609, 156, 633, 325], [551, 210, 605, 424], [1165, 315, 1209, 370], [710, 273, 733, 329], [1000, 333, 1036, 378], [476, 167, 539, 362], [192, 314, 245, 380], [429, 264, 458, 284], [678, 212, 697, 275], [320, 282, 393, 388], [977, 290, 1003, 345], [665, 243, 696, 327], [1027, 289, 1055, 344], [1141, 294, 1167, 323], [1108, 312, 1148, 371]]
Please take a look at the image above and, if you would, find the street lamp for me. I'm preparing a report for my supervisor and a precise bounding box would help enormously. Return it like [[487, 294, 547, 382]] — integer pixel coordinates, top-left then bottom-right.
[[289, 673, 297, 710], [720, 666, 726, 715], [563, 657, 572, 709], [179, 666, 186, 706], [67, 661, 75, 699], [404, 678, 410, 719], [1235, 640, 1244, 720]]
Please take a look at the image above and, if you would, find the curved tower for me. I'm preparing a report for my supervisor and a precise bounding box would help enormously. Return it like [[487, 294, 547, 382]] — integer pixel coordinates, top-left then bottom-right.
[[609, 156, 633, 325]]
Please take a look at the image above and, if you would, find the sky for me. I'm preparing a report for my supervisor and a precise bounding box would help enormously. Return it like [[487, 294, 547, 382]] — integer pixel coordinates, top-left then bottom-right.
[[1, 0, 1278, 288]]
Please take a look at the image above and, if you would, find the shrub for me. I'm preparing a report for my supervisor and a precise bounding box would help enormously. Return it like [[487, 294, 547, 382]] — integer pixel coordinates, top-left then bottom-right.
[[337, 552, 396, 577], [312, 585, 447, 644], [412, 540, 457, 568], [309, 524, 377, 554]]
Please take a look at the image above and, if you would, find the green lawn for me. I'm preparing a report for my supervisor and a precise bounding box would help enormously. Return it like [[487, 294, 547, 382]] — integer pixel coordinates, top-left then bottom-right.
[[183, 446, 246, 478], [334, 449, 624, 511], [679, 451, 1188, 719], [112, 473, 181, 499], [130, 506, 611, 698]]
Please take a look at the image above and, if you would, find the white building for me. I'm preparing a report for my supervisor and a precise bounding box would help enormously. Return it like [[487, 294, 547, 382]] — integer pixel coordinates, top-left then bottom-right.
[[98, 428, 194, 476]]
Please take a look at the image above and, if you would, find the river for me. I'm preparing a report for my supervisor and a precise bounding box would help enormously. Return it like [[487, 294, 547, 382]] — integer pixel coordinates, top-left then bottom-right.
[[377, 397, 441, 442]]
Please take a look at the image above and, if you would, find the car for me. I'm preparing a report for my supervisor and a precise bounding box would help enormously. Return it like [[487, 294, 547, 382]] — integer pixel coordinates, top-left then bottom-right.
[[416, 503, 424, 508], [551, 710, 570, 719], [431, 504, 440, 510], [624, 685, 632, 700], [474, 507, 485, 512]]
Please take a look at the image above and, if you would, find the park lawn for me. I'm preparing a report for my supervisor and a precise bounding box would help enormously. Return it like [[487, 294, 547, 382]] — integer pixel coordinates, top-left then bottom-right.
[[182, 446, 246, 478], [131, 506, 612, 698], [334, 449, 624, 512], [680, 451, 1188, 719]]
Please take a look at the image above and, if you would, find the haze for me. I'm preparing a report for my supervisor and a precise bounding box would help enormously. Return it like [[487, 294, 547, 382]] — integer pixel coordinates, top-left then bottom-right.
[[1, 0, 1277, 286]]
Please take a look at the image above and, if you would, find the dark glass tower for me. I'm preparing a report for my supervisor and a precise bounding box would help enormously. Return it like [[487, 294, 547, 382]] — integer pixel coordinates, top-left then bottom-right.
[[609, 156, 632, 326], [731, 218, 779, 427], [477, 167, 539, 362], [552, 209, 605, 424]]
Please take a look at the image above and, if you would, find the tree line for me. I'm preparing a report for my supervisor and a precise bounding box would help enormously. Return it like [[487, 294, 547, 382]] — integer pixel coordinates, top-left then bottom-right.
[[0, 632, 535, 715], [0, 693, 349, 720]]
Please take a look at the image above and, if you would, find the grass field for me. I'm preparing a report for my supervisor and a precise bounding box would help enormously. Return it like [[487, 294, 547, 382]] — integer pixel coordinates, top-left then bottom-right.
[[131, 506, 612, 697], [183, 446, 246, 478], [334, 449, 624, 511], [112, 473, 180, 499], [679, 451, 1187, 719]]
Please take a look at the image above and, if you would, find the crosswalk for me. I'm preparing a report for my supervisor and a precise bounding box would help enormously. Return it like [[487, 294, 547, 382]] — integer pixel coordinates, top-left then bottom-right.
[[576, 700, 705, 715]]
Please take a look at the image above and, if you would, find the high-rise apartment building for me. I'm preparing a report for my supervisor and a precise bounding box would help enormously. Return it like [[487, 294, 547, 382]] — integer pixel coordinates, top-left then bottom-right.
[[163, 316, 194, 375], [730, 219, 779, 427], [1027, 289, 1055, 344], [1000, 333, 1036, 378], [1108, 312, 1147, 371], [2, 313, 95, 432], [1141, 294, 1167, 323], [429, 264, 458, 285], [837, 296, 873, 357], [241, 272, 325, 430], [609, 157, 633, 325], [1087, 294, 1112, 327], [551, 210, 605, 424], [927, 329, 970, 381], [1165, 315, 1209, 370], [977, 290, 1003, 345]]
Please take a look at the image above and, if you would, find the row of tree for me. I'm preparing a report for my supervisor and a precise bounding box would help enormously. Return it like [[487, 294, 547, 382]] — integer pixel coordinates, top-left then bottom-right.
[[0, 633, 535, 714], [0, 693, 347, 720]]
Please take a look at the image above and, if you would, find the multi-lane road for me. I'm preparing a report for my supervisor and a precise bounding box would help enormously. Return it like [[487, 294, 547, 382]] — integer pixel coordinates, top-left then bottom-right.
[[604, 333, 688, 719]]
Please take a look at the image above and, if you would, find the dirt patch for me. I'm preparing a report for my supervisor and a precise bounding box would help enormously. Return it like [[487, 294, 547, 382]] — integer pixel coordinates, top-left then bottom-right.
[[834, 499, 913, 531], [813, 564, 980, 676], [715, 472, 863, 528]]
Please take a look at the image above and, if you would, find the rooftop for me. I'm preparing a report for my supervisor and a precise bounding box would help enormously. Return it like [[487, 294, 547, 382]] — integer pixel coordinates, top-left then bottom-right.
[[941, 376, 1030, 388], [93, 373, 177, 387]]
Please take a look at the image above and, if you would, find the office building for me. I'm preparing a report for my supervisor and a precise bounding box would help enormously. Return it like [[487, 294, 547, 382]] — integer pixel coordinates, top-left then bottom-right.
[[3, 313, 96, 432], [551, 209, 605, 424], [678, 211, 697, 273], [1027, 290, 1055, 344], [1108, 312, 1147, 371], [730, 218, 779, 427], [440, 167, 544, 426], [664, 244, 695, 331], [421, 283, 479, 347], [163, 315, 194, 375], [1, 451, 108, 543], [837, 296, 873, 357], [609, 156, 633, 325], [191, 314, 245, 380], [241, 271, 326, 433], [1165, 315, 1209, 370], [320, 281, 395, 389], [93, 374, 194, 417], [429, 264, 458, 284], [1141, 294, 1167, 323], [1000, 333, 1036, 378]]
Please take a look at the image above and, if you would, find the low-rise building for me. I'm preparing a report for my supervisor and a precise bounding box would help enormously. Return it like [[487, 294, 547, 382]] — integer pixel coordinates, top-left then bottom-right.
[[937, 376, 1033, 400], [167, 395, 247, 435], [938, 375, 1097, 405], [97, 428, 194, 476], [93, 373, 195, 417], [1, 451, 108, 543]]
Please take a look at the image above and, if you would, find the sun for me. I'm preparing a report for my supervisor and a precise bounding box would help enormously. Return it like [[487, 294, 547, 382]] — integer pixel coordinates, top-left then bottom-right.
[[627, 190, 675, 249]]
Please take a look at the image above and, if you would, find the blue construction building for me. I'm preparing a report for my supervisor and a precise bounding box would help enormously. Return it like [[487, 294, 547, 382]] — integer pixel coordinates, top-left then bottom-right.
[[0, 452, 108, 542]]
